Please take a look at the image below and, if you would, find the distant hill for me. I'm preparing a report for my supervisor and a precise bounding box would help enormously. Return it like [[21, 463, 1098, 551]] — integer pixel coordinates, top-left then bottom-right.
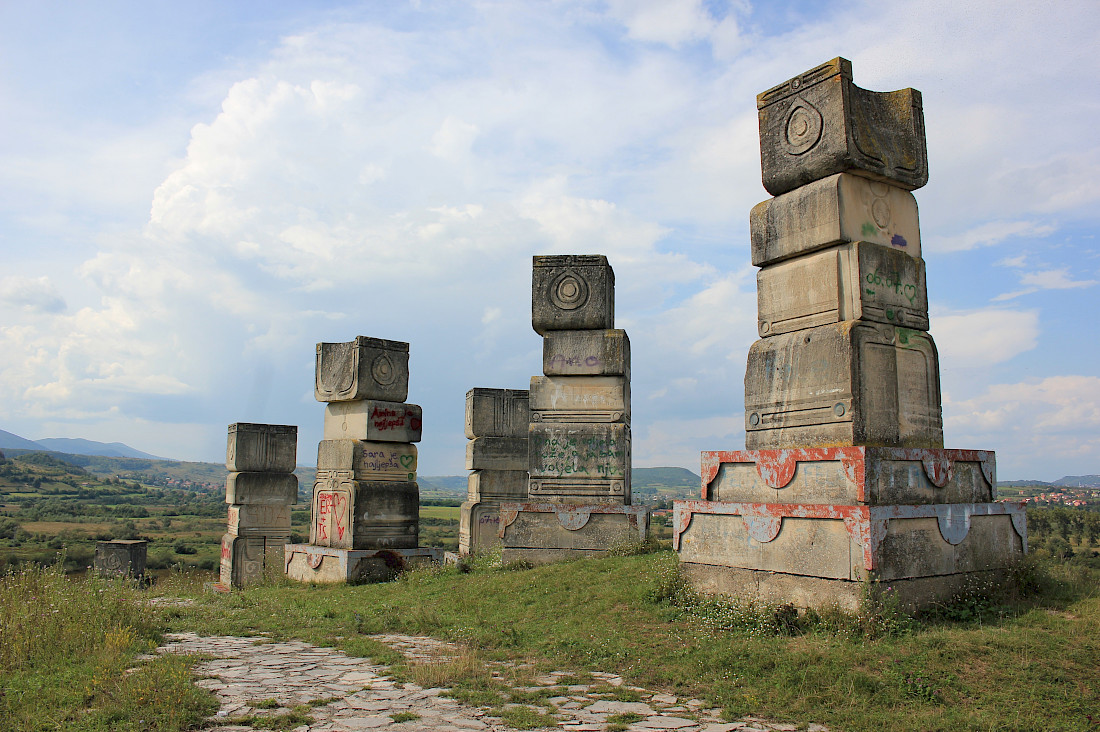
[[1054, 475, 1100, 487], [0, 428, 46, 451], [33, 437, 164, 460], [634, 466, 700, 488]]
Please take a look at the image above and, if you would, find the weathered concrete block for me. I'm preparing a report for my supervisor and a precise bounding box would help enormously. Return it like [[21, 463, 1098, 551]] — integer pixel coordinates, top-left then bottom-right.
[[499, 502, 650, 565], [94, 540, 147, 579], [464, 388, 530, 439], [758, 57, 928, 195], [285, 545, 443, 584], [225, 423, 297, 473], [673, 500, 1026, 591], [315, 336, 410, 403], [529, 422, 630, 488], [225, 471, 298, 505], [310, 470, 418, 550], [750, 173, 921, 266], [467, 470, 529, 501], [756, 241, 928, 336], [466, 437, 528, 471], [529, 375, 629, 423], [701, 447, 996, 506], [459, 500, 504, 555], [532, 255, 614, 334], [220, 533, 286, 588], [323, 401, 423, 443], [227, 504, 292, 536], [543, 329, 630, 378], [316, 439, 417, 481], [744, 321, 943, 449]]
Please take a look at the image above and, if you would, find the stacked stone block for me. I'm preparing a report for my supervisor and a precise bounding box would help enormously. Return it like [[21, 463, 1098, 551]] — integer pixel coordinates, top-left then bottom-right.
[[220, 423, 297, 588], [286, 337, 441, 583], [459, 388, 530, 555], [674, 58, 1027, 611], [94, 540, 147, 580], [500, 255, 649, 564]]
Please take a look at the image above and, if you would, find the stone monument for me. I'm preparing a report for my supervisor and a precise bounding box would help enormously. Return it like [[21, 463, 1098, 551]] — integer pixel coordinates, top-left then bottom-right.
[[219, 422, 297, 588], [500, 255, 649, 563], [94, 539, 147, 580], [286, 337, 442, 583], [674, 58, 1027, 611], [459, 388, 530, 554]]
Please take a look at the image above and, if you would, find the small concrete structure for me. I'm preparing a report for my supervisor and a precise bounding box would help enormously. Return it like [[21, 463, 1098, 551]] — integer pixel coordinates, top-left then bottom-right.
[[501, 255, 649, 564], [94, 539, 146, 579], [220, 423, 297, 588], [459, 388, 530, 555], [287, 337, 438, 583], [676, 58, 1026, 612]]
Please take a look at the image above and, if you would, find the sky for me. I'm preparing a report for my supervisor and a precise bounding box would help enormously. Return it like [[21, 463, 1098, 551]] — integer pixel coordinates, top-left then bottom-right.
[[1, 0, 1098, 480]]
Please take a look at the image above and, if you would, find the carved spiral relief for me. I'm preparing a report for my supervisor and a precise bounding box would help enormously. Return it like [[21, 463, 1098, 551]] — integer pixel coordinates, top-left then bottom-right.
[[782, 99, 823, 155], [549, 271, 589, 311], [371, 354, 397, 386]]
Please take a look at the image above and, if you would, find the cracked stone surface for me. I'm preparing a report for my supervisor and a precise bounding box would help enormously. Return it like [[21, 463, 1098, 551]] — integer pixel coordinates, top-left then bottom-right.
[[156, 632, 829, 731]]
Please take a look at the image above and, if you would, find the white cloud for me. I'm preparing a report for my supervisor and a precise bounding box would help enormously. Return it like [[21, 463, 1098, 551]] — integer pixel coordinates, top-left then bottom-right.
[[604, 0, 716, 47], [0, 276, 66, 314], [927, 220, 1055, 254], [993, 267, 1099, 301], [931, 307, 1039, 368]]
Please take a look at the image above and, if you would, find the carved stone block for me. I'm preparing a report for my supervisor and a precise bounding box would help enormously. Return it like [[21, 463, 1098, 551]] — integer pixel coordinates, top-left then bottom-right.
[[529, 375, 629, 423], [323, 401, 422, 443], [542, 329, 630, 378], [310, 470, 418, 550], [94, 540, 146, 579], [464, 388, 530, 439], [226, 504, 292, 536], [225, 423, 297, 473], [528, 423, 630, 503], [499, 502, 650, 565], [756, 241, 928, 336], [316, 440, 417, 481], [315, 336, 410, 403], [532, 255, 614, 334], [225, 471, 298, 505], [750, 173, 921, 266], [467, 470, 529, 501], [466, 437, 528, 471], [757, 57, 928, 196], [219, 533, 285, 588], [459, 500, 504, 555], [744, 322, 943, 449]]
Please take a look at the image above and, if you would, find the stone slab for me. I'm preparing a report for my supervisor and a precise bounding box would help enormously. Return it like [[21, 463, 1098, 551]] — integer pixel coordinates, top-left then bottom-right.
[[529, 375, 629, 423], [285, 545, 444, 584], [744, 321, 943, 449], [529, 422, 630, 481], [543, 329, 630, 378], [532, 255, 614, 334], [682, 562, 1016, 614], [458, 500, 504, 555], [467, 469, 529, 501], [464, 388, 530, 439], [465, 437, 528, 471], [315, 336, 410, 403], [673, 500, 1026, 582], [310, 471, 418, 550], [757, 57, 927, 196], [701, 447, 995, 506], [499, 502, 650, 563], [316, 440, 417, 481], [750, 173, 920, 266], [224, 471, 298, 505], [220, 533, 286, 588], [756, 241, 928, 336], [225, 423, 298, 473], [227, 504, 292, 535], [94, 540, 147, 579], [323, 401, 423, 443], [528, 476, 630, 504]]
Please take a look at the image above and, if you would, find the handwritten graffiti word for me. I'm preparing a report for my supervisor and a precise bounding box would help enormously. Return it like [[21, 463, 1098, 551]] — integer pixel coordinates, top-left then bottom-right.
[[549, 354, 602, 368], [478, 514, 501, 525], [370, 407, 422, 432], [865, 269, 918, 305], [316, 491, 349, 542]]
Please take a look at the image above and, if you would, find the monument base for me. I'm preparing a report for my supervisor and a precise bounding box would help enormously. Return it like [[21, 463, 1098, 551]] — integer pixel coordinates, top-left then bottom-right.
[[499, 502, 650, 566], [284, 544, 444, 584], [459, 499, 504, 555]]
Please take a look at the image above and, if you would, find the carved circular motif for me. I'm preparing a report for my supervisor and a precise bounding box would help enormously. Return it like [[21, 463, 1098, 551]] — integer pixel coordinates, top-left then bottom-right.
[[371, 354, 397, 386], [871, 198, 891, 229], [833, 403, 846, 417], [748, 412, 761, 427], [549, 271, 589, 311], [782, 100, 823, 155]]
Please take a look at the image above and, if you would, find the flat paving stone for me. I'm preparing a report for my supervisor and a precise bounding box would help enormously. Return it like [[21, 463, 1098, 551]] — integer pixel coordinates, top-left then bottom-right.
[[155, 631, 830, 731]]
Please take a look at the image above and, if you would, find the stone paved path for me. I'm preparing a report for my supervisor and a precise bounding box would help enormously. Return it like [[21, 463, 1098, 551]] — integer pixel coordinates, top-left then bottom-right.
[[156, 632, 829, 732]]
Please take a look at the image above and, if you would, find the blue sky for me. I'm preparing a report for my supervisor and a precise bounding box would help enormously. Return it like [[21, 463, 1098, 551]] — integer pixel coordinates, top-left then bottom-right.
[[1, 0, 1097, 480]]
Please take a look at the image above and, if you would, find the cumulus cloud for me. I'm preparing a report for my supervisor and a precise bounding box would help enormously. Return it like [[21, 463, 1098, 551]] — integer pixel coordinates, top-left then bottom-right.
[[931, 307, 1039, 368], [993, 267, 1099, 301], [0, 276, 66, 314]]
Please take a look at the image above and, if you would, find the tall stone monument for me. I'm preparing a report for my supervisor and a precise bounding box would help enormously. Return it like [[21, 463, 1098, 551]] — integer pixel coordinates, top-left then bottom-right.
[[500, 255, 649, 563], [459, 388, 530, 555], [219, 422, 297, 588], [286, 337, 442, 583], [674, 58, 1027, 611]]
